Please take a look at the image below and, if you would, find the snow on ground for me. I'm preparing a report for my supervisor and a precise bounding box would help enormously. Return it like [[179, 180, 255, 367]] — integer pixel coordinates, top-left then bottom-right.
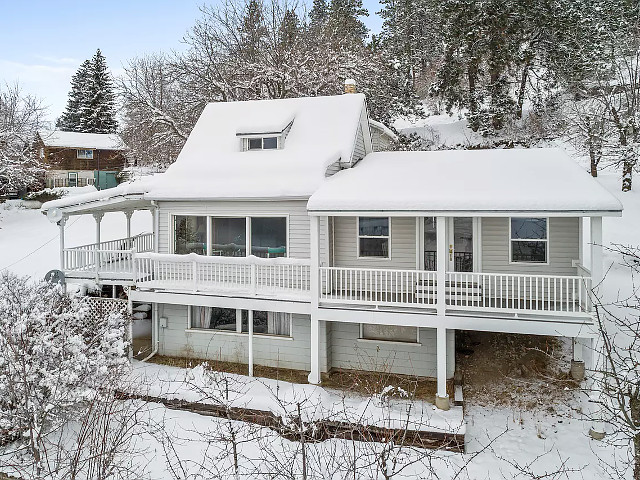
[[0, 187, 152, 281]]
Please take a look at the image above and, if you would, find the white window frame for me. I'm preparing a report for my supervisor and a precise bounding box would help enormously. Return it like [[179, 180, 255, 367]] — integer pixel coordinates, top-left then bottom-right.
[[358, 323, 420, 345], [67, 172, 78, 188], [77, 149, 94, 159], [187, 306, 293, 338], [170, 213, 290, 258], [242, 135, 282, 151], [508, 217, 550, 264], [356, 216, 391, 259]]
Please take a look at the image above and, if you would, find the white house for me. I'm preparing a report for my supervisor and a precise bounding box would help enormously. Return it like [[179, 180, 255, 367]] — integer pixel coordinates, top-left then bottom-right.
[[41, 92, 622, 411]]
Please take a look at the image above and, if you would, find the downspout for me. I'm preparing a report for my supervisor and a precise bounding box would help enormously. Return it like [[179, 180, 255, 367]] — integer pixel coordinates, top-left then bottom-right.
[[140, 303, 159, 362]]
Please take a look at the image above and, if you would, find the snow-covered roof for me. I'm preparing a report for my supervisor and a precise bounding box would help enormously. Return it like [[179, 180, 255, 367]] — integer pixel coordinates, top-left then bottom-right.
[[38, 130, 127, 151], [307, 148, 623, 216], [369, 119, 398, 142], [145, 94, 368, 200]]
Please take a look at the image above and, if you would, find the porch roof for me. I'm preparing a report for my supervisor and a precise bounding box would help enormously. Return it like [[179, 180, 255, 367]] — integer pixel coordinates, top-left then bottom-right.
[[307, 148, 623, 217]]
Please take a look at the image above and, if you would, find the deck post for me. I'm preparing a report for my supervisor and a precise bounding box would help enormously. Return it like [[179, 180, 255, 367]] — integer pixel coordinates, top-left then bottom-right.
[[436, 216, 447, 316], [125, 211, 133, 249], [152, 205, 159, 253], [590, 217, 603, 291], [248, 310, 254, 377], [58, 215, 67, 270], [435, 326, 450, 410], [571, 337, 586, 381], [308, 215, 321, 385], [93, 212, 104, 273]]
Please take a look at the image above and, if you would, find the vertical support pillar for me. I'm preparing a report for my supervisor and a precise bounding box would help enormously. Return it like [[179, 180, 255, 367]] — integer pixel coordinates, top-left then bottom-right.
[[152, 205, 159, 253], [93, 212, 104, 275], [308, 215, 321, 385], [93, 212, 104, 246], [125, 210, 133, 249], [58, 215, 67, 270], [435, 327, 450, 410], [571, 337, 586, 381], [248, 310, 254, 377], [590, 216, 603, 291], [436, 216, 447, 316]]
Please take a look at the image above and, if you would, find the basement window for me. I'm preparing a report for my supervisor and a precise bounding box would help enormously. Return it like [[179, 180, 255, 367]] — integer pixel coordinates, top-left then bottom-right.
[[361, 324, 418, 343]]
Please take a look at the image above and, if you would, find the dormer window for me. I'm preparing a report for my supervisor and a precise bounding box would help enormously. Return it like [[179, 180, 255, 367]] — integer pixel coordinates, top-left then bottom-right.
[[247, 136, 279, 150]]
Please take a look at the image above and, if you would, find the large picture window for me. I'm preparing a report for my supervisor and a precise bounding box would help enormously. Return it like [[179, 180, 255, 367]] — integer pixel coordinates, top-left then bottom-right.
[[211, 217, 246, 257], [251, 217, 287, 258], [174, 215, 207, 255], [362, 324, 418, 343], [191, 307, 291, 337], [510, 217, 548, 263], [358, 217, 390, 258]]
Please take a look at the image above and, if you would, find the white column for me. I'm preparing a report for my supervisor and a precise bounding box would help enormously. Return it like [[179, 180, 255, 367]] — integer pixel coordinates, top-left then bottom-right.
[[93, 212, 104, 245], [590, 216, 603, 290], [125, 210, 133, 249], [59, 215, 67, 270], [573, 338, 584, 362], [436, 326, 450, 410], [152, 206, 159, 253], [436, 216, 447, 316], [248, 310, 254, 377], [308, 215, 321, 384]]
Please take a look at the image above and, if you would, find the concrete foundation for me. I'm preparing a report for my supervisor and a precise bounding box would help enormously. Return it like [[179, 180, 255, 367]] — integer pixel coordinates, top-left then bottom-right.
[[435, 394, 450, 411], [570, 360, 585, 381]]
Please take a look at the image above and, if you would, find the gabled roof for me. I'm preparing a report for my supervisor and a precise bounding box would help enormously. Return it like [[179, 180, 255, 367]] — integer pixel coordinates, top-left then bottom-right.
[[38, 130, 127, 151], [307, 148, 623, 216], [145, 93, 369, 200]]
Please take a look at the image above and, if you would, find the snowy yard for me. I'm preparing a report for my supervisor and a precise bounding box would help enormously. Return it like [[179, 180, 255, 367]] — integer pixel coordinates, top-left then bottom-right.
[[0, 177, 636, 479]]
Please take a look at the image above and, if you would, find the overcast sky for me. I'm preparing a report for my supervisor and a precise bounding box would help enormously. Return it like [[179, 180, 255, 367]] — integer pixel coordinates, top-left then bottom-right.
[[0, 0, 384, 125]]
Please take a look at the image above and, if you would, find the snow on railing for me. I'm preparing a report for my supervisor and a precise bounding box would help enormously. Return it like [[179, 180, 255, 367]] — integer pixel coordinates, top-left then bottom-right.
[[319, 267, 438, 308], [133, 252, 311, 298], [63, 233, 154, 274]]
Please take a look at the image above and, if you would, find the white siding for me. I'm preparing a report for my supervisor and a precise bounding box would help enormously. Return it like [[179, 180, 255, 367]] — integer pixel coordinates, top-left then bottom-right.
[[352, 124, 366, 163], [157, 304, 329, 372], [332, 216, 416, 270], [481, 217, 579, 275]]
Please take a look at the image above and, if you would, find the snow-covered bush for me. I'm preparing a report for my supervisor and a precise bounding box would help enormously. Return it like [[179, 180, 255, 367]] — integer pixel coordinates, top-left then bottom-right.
[[0, 273, 129, 469]]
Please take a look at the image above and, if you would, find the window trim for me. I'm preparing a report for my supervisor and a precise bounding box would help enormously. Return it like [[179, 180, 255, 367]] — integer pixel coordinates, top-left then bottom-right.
[[359, 323, 420, 344], [241, 135, 282, 151], [68, 172, 78, 188], [170, 213, 290, 258], [508, 217, 550, 265], [356, 216, 391, 260], [77, 149, 94, 159], [187, 306, 293, 338]]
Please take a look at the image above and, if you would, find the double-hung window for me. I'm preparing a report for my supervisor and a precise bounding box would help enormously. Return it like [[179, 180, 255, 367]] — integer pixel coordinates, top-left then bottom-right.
[[510, 217, 548, 263], [77, 149, 93, 159], [358, 217, 390, 258]]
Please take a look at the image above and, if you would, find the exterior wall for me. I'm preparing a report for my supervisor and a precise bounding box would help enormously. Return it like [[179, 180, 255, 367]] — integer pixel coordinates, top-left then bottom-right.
[[352, 124, 366, 163], [370, 128, 393, 152], [157, 303, 329, 372], [329, 323, 455, 378], [481, 217, 580, 275], [332, 216, 416, 270], [40, 143, 127, 171], [45, 169, 95, 188], [157, 200, 314, 259]]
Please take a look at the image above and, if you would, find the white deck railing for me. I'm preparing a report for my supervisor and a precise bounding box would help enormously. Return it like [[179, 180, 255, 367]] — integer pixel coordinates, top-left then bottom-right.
[[63, 233, 154, 274], [319, 266, 592, 316], [133, 253, 311, 299], [319, 267, 438, 309]]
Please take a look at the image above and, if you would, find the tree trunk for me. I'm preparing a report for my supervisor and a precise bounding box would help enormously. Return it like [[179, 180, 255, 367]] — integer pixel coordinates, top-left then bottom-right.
[[516, 62, 530, 119], [467, 58, 480, 132], [622, 159, 633, 192]]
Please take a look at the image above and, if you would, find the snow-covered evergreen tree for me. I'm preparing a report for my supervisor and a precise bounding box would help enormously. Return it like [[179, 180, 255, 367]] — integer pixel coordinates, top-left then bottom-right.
[[57, 50, 118, 133]]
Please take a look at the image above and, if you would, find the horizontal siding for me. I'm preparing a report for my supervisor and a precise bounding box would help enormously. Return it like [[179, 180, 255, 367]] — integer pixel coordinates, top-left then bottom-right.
[[333, 217, 416, 270], [157, 200, 313, 260], [330, 323, 454, 378], [157, 304, 328, 372], [352, 125, 366, 163], [482, 217, 579, 275]]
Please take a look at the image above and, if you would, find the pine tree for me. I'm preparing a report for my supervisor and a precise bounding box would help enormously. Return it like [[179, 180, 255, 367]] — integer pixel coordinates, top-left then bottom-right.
[[310, 0, 328, 28], [57, 50, 117, 133], [81, 49, 118, 133], [327, 0, 369, 43], [56, 60, 90, 132]]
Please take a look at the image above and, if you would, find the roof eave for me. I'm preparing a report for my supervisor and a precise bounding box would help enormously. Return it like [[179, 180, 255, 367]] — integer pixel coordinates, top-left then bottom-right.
[[306, 208, 623, 217]]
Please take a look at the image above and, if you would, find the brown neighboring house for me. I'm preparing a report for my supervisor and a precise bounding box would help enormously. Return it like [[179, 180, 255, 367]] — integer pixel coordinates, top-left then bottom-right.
[[36, 130, 128, 190]]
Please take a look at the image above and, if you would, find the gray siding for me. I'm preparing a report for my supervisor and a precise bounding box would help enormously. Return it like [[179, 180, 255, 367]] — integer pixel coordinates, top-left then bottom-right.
[[371, 128, 393, 152], [330, 323, 454, 378], [157, 304, 329, 372], [481, 217, 579, 275], [333, 216, 416, 270], [158, 200, 312, 259]]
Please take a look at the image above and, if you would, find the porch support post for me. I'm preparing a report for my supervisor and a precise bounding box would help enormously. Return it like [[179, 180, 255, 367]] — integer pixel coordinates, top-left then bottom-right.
[[152, 204, 159, 253], [436, 216, 447, 316], [308, 215, 321, 385], [58, 215, 67, 270], [590, 216, 603, 291], [93, 212, 104, 246], [248, 310, 254, 377], [435, 326, 450, 410], [571, 337, 586, 381], [125, 210, 133, 249]]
